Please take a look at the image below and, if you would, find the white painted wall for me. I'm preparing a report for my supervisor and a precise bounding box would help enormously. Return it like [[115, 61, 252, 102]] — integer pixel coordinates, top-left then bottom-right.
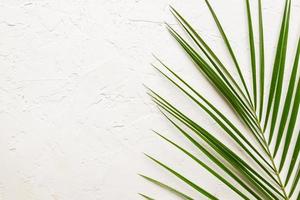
[[0, 0, 299, 199]]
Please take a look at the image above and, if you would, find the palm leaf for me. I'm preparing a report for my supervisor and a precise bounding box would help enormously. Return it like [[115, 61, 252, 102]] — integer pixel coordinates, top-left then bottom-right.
[[141, 0, 299, 199]]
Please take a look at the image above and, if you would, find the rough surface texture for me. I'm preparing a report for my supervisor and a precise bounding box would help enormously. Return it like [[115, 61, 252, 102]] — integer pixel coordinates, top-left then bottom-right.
[[0, 0, 299, 199]]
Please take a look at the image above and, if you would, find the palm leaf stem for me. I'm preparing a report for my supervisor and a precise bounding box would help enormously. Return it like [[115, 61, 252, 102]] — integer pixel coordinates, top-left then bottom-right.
[[259, 129, 290, 199], [243, 101, 290, 199]]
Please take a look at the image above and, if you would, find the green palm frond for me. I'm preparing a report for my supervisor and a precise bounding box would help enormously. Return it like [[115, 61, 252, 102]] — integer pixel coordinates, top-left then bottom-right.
[[141, 0, 299, 199]]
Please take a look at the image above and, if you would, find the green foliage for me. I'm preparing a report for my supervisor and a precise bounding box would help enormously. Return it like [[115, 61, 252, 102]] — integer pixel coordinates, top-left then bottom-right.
[[141, 0, 299, 199]]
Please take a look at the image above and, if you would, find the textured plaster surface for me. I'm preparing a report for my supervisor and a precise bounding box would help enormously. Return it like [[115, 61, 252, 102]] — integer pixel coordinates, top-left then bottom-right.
[[0, 0, 299, 199]]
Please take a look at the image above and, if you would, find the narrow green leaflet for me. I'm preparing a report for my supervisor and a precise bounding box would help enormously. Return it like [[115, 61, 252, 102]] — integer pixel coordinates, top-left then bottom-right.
[[203, 0, 253, 106], [264, 0, 291, 133], [268, 0, 292, 145], [156, 131, 251, 200], [145, 154, 219, 200], [258, 0, 265, 120], [279, 76, 300, 171], [139, 174, 194, 200], [285, 131, 300, 186], [139, 193, 155, 200], [288, 162, 300, 198], [245, 0, 257, 109], [274, 37, 300, 157]]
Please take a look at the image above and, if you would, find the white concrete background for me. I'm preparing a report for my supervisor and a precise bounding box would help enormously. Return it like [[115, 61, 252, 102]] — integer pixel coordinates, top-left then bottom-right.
[[0, 0, 300, 199]]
